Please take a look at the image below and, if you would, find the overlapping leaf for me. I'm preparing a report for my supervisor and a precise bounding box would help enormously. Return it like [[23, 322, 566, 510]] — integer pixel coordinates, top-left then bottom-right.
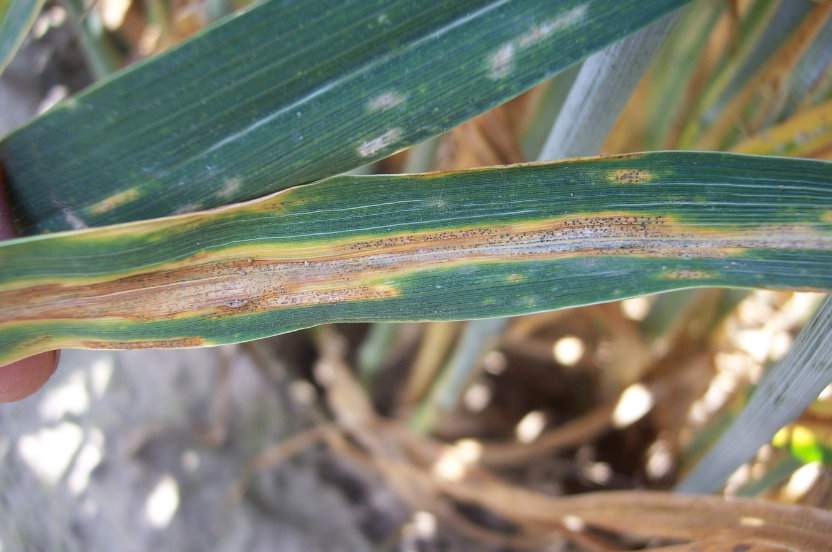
[[0, 0, 687, 234]]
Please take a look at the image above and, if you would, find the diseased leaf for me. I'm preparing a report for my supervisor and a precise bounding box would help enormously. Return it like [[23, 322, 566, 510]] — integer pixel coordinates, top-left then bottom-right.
[[0, 0, 688, 234], [0, 151, 830, 365], [417, 18, 677, 432]]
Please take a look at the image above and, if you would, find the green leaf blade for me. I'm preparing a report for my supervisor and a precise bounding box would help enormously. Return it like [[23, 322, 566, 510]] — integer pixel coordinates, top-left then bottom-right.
[[0, 151, 830, 364], [0, 0, 687, 234], [0, 0, 44, 76]]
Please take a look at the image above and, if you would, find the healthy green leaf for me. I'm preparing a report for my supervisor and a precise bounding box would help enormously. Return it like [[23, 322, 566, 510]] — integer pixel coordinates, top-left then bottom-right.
[[641, 0, 724, 149], [677, 296, 832, 494], [63, 0, 122, 79], [0, 151, 829, 365], [0, 0, 44, 76], [0, 0, 687, 234]]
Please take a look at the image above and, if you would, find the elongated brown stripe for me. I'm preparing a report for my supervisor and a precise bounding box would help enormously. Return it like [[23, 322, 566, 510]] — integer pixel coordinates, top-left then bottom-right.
[[1, 213, 828, 325]]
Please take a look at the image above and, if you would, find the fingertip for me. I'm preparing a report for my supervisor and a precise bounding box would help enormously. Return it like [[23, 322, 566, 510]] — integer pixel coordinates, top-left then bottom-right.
[[0, 172, 59, 402], [0, 351, 59, 402]]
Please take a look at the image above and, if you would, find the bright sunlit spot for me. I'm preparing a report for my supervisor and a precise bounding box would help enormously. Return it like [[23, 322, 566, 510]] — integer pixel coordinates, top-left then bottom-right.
[[646, 439, 673, 480], [100, 0, 131, 29], [17, 422, 83, 486], [464, 382, 492, 412], [38, 371, 89, 421], [145, 474, 180, 529], [725, 464, 751, 495], [740, 516, 765, 528], [515, 410, 547, 443], [483, 350, 508, 375], [91, 355, 114, 397], [413, 511, 437, 539], [612, 383, 654, 428], [553, 336, 585, 366], [768, 331, 792, 361], [621, 297, 650, 321], [432, 440, 482, 482], [737, 293, 774, 326], [582, 462, 612, 484], [735, 329, 771, 362], [562, 515, 585, 532], [782, 462, 823, 502], [68, 429, 105, 495], [454, 439, 482, 464], [289, 380, 316, 405]]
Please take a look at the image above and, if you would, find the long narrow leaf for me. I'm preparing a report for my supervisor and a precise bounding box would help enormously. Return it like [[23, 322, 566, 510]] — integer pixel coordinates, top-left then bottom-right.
[[678, 0, 806, 147], [734, 97, 832, 158], [0, 0, 43, 76], [695, 2, 832, 150], [677, 297, 832, 494], [640, 0, 724, 150], [777, 18, 832, 121], [0, 0, 687, 234], [540, 11, 677, 159], [0, 152, 829, 365]]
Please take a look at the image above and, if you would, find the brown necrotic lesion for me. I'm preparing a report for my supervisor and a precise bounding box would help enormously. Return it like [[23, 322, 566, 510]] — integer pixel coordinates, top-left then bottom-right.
[[0, 214, 828, 324], [608, 168, 654, 184]]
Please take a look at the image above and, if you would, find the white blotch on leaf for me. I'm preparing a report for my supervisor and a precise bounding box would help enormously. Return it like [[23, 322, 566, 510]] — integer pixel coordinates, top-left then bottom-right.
[[217, 177, 242, 199], [488, 43, 515, 80], [357, 128, 402, 157], [518, 4, 588, 48], [62, 208, 88, 229], [173, 203, 201, 215], [367, 91, 407, 112], [487, 3, 588, 80]]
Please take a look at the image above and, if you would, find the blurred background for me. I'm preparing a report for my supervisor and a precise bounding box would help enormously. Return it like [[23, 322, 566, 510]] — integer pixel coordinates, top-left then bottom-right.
[[1, 0, 831, 550]]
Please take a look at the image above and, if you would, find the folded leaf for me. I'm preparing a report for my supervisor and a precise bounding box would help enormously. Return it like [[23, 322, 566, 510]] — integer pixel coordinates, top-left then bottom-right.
[[0, 0, 687, 234], [0, 152, 830, 364]]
